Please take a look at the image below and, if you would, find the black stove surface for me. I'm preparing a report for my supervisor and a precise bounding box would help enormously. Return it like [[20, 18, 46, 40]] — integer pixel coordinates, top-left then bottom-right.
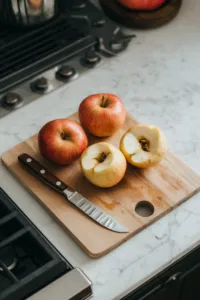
[[0, 188, 72, 300], [0, 0, 133, 93], [0, 4, 95, 93]]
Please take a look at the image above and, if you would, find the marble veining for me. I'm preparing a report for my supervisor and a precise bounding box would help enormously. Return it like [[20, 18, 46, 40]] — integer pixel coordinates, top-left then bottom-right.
[[1, 0, 200, 299]]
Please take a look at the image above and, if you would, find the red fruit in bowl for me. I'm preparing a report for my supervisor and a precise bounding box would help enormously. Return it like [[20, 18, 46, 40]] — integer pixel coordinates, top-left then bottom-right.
[[38, 119, 88, 165], [78, 93, 126, 137], [118, 0, 166, 11]]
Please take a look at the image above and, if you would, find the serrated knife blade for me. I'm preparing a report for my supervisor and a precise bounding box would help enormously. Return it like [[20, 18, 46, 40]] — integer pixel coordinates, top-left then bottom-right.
[[18, 153, 129, 233], [64, 190, 128, 233]]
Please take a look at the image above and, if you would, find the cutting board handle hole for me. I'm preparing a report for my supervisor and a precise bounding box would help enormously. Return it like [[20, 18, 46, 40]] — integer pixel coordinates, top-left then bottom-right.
[[135, 201, 154, 217]]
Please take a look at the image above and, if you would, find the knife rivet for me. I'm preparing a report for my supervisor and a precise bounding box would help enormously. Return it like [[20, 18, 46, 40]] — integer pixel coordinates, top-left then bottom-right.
[[27, 158, 32, 163], [40, 169, 46, 174], [56, 181, 62, 186]]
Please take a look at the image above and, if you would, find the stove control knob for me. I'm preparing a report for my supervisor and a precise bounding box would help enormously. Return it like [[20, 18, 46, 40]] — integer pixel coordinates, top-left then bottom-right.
[[81, 50, 101, 68], [110, 40, 126, 52], [110, 32, 136, 53], [56, 65, 77, 82], [2, 92, 23, 109], [31, 77, 49, 94]]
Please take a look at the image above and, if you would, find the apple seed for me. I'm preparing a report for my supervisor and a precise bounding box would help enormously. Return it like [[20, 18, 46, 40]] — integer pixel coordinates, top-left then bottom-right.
[[139, 138, 150, 152], [97, 152, 108, 163]]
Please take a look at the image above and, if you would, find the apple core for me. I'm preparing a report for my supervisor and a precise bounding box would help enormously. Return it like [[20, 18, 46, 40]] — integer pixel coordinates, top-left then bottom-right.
[[139, 138, 150, 152]]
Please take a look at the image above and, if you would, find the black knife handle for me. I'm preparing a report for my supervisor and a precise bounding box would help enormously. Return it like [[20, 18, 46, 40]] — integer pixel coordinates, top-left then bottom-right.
[[18, 153, 67, 194]]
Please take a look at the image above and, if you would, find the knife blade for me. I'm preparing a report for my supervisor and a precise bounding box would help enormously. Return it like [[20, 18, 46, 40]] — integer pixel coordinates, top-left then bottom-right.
[[18, 153, 129, 233]]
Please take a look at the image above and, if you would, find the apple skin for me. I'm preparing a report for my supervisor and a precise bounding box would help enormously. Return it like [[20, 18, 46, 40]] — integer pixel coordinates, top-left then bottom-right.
[[38, 119, 88, 165], [118, 0, 166, 11], [81, 142, 127, 188], [78, 93, 126, 137]]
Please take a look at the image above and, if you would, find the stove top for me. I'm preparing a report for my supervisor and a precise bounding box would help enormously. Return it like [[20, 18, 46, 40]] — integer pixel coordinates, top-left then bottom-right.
[[0, 0, 135, 119], [0, 188, 92, 300]]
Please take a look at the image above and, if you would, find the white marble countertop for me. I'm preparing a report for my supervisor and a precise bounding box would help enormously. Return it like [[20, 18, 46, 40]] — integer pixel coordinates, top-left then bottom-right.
[[1, 0, 200, 299]]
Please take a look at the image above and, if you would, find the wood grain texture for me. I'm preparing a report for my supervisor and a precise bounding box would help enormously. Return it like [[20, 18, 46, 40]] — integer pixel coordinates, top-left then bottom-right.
[[99, 0, 182, 29], [1, 112, 200, 258]]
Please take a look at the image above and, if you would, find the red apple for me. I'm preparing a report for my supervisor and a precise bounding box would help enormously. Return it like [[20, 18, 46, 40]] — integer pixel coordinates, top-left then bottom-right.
[[28, 0, 43, 9], [78, 93, 126, 137], [38, 119, 88, 165], [118, 0, 165, 11]]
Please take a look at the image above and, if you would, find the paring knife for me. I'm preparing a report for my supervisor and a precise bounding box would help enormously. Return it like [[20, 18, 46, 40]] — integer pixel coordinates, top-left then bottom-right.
[[18, 153, 129, 233]]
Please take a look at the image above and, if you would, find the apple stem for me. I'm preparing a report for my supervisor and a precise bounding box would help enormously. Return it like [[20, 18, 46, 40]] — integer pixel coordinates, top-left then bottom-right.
[[60, 132, 69, 140], [100, 96, 109, 108]]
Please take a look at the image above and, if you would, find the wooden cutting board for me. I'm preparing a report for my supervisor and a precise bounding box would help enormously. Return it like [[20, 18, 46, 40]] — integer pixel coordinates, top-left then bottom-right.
[[99, 0, 182, 29], [2, 112, 200, 258]]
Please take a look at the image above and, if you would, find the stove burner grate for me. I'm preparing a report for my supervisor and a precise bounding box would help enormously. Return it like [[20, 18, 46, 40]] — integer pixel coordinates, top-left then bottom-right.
[[0, 14, 95, 93], [0, 247, 17, 272], [0, 188, 72, 300]]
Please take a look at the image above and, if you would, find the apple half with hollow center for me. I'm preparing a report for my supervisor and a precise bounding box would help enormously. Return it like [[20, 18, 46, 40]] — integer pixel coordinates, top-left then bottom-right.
[[78, 93, 126, 137], [38, 119, 88, 165], [120, 124, 167, 168], [81, 142, 127, 188], [118, 0, 166, 11]]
